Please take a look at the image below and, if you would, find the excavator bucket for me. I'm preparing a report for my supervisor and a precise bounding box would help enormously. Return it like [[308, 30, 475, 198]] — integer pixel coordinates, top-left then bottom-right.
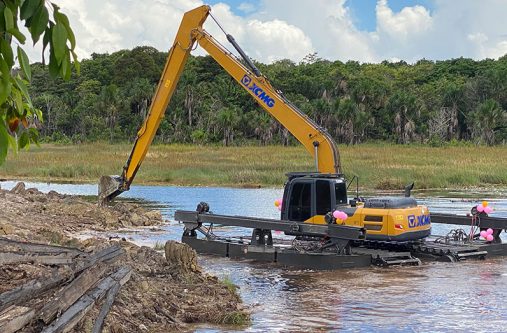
[[98, 175, 123, 205]]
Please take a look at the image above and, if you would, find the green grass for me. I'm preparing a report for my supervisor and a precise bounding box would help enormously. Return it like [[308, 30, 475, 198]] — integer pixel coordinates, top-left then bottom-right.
[[153, 241, 165, 251], [220, 275, 237, 293], [217, 275, 250, 326], [1, 143, 507, 190], [219, 311, 250, 326]]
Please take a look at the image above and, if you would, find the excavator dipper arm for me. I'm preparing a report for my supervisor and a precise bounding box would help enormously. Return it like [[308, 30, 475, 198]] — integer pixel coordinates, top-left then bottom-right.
[[99, 5, 340, 204], [98, 6, 210, 204]]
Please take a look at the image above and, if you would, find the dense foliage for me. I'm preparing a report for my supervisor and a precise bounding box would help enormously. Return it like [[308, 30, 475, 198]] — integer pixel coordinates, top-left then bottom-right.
[[0, 0, 78, 164], [30, 47, 507, 146]]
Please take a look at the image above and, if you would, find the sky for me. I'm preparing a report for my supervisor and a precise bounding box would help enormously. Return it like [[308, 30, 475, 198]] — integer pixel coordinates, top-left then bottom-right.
[[33, 0, 507, 64]]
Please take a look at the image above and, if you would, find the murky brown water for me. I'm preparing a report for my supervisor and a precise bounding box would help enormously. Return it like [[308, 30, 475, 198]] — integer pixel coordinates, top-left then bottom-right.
[[2, 181, 506, 332], [196, 256, 507, 332]]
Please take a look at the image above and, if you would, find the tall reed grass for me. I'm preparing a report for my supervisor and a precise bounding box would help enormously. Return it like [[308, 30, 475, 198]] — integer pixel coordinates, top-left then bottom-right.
[[1, 143, 506, 190]]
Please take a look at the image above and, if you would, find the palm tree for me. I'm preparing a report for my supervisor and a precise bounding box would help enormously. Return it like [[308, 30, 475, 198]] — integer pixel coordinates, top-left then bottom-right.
[[470, 99, 506, 145], [98, 84, 120, 142], [217, 106, 240, 146]]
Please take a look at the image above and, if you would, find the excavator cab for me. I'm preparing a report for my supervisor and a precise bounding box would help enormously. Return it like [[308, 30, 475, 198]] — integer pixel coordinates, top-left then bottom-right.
[[280, 173, 431, 241], [281, 173, 347, 222]]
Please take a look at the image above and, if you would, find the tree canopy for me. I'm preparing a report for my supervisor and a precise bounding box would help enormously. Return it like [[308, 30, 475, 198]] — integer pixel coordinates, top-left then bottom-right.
[[29, 46, 507, 147], [0, 0, 78, 164]]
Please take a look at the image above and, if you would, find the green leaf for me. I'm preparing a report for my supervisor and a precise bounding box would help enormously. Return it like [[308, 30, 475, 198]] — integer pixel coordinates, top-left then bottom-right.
[[51, 3, 60, 13], [7, 130, 17, 154], [13, 88, 24, 116], [17, 46, 31, 81], [52, 22, 67, 65], [4, 6, 13, 31], [0, 39, 13, 68], [0, 122, 9, 164], [0, 57, 12, 105], [0, 80, 11, 106], [14, 76, 32, 106], [4, 1, 17, 13], [0, 3, 6, 32], [60, 51, 71, 80], [56, 12, 75, 50], [28, 127, 39, 147], [0, 54, 10, 80], [29, 5, 48, 44], [20, 0, 41, 20], [34, 108, 43, 122], [71, 50, 80, 75], [48, 46, 59, 78], [42, 24, 52, 65], [18, 130, 29, 149], [8, 27, 26, 44]]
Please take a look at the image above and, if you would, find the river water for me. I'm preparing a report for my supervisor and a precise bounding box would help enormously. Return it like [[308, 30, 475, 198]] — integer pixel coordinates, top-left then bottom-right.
[[2, 181, 507, 332]]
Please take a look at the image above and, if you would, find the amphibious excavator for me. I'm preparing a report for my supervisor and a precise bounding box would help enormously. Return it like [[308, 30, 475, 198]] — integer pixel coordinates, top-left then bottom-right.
[[98, 4, 431, 243]]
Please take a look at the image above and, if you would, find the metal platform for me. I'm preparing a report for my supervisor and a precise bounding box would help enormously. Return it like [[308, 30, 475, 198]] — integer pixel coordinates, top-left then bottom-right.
[[182, 236, 373, 270], [410, 239, 488, 262], [352, 247, 421, 266], [175, 209, 507, 270]]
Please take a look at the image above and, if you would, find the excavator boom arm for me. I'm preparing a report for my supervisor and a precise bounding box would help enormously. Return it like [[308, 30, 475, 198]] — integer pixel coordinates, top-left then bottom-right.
[[98, 5, 340, 204], [195, 30, 340, 173]]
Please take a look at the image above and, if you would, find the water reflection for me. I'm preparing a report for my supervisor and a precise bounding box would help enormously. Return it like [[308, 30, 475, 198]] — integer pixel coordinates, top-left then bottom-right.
[[1, 180, 506, 332]]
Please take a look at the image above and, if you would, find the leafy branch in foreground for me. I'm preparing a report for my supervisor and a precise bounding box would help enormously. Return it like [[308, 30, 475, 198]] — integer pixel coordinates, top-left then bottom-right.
[[0, 0, 79, 164]]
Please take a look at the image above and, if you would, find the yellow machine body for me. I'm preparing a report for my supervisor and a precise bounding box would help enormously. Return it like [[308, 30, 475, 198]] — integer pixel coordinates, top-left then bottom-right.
[[307, 204, 431, 241]]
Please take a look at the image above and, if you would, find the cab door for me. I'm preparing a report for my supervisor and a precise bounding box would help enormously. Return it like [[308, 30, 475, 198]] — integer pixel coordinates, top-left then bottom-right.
[[285, 180, 313, 222]]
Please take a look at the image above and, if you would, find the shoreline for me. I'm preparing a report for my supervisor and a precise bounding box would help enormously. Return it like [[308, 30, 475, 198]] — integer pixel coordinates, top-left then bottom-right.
[[2, 176, 507, 197], [0, 182, 249, 331]]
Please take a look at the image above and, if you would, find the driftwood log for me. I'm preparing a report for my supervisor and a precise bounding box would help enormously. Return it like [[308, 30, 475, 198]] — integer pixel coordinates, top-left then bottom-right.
[[91, 278, 122, 333], [39, 264, 108, 324], [0, 244, 123, 313], [41, 267, 132, 333], [0, 242, 128, 333], [0, 305, 35, 333], [0, 268, 74, 314], [0, 237, 84, 255], [0, 251, 77, 265]]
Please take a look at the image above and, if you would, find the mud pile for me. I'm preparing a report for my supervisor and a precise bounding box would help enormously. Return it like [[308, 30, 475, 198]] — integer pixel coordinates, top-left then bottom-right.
[[0, 182, 163, 241], [0, 183, 248, 332], [80, 241, 247, 332]]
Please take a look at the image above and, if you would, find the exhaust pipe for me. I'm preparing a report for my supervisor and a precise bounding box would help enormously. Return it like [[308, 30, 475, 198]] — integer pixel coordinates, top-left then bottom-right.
[[98, 175, 124, 205]]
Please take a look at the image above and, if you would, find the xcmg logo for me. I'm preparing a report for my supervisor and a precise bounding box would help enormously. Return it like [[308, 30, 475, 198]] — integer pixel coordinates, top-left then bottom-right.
[[241, 75, 275, 108], [407, 214, 431, 228]]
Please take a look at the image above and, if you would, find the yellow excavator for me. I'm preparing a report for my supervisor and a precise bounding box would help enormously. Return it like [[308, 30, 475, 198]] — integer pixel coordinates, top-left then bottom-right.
[[99, 5, 431, 242]]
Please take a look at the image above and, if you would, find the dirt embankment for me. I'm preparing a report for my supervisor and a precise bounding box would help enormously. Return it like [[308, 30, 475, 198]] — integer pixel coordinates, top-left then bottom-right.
[[0, 182, 248, 332]]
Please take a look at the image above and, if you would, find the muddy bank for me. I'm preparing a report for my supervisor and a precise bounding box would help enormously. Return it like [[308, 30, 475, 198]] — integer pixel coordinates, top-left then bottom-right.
[[0, 182, 163, 240], [0, 183, 248, 332]]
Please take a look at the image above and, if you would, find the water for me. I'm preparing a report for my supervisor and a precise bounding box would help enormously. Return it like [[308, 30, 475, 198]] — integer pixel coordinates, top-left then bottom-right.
[[2, 180, 507, 332]]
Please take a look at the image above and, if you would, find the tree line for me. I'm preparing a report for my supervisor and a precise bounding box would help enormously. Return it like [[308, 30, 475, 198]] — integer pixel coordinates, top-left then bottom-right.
[[30, 46, 507, 146]]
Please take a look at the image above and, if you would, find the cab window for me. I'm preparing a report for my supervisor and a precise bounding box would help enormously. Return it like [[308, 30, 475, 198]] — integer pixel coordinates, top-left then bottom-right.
[[335, 182, 347, 204], [316, 180, 332, 215], [288, 181, 312, 221]]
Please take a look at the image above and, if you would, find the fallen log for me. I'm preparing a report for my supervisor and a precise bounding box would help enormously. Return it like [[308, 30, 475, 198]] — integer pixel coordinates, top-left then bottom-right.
[[0, 244, 124, 313], [39, 264, 108, 324], [72, 243, 123, 272], [0, 305, 35, 333], [41, 267, 132, 333], [91, 282, 121, 333], [0, 269, 71, 313], [0, 251, 76, 265], [0, 237, 83, 255]]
